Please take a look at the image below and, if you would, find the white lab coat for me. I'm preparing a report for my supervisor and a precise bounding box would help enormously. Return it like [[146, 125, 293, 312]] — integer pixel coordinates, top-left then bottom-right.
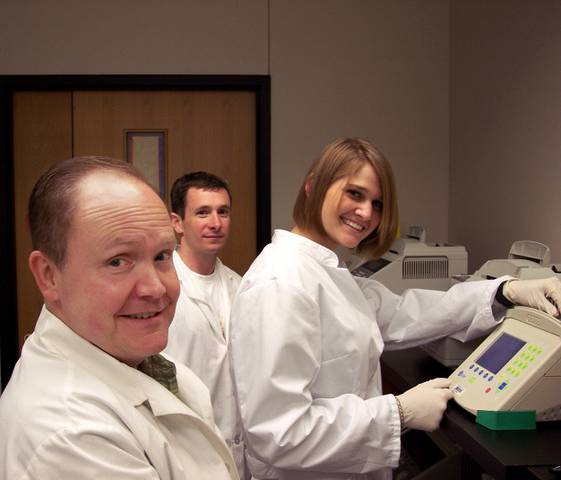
[[0, 306, 239, 480], [230, 230, 505, 480], [163, 252, 248, 478]]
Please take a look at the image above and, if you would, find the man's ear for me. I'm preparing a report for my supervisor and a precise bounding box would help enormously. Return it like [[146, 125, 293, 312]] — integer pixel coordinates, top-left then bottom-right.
[[170, 212, 184, 235], [28, 250, 61, 304]]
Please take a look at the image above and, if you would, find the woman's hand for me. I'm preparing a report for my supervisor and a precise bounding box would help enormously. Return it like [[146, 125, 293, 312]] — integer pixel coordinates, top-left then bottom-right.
[[396, 378, 453, 432], [503, 277, 561, 316]]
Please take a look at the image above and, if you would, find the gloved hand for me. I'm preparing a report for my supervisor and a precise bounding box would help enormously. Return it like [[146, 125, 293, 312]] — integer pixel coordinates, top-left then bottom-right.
[[396, 378, 453, 432], [503, 277, 561, 317]]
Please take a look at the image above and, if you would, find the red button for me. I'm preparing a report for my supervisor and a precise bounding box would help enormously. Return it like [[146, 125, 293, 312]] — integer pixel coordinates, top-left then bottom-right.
[[485, 387, 491, 393]]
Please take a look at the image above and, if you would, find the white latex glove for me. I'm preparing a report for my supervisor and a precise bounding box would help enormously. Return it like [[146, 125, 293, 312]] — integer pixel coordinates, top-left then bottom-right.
[[396, 378, 453, 432], [503, 277, 561, 317]]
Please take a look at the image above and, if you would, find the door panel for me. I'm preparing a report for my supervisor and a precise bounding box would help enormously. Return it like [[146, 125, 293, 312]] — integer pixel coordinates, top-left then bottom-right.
[[13, 91, 73, 348], [73, 90, 256, 276]]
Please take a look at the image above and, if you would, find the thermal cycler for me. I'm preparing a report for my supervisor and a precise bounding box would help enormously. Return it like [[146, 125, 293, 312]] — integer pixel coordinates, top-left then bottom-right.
[[450, 306, 561, 421]]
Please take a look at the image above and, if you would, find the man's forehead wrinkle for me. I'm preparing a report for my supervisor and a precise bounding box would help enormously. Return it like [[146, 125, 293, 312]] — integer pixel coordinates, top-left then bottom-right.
[[78, 203, 173, 243], [96, 225, 176, 251], [81, 203, 170, 225]]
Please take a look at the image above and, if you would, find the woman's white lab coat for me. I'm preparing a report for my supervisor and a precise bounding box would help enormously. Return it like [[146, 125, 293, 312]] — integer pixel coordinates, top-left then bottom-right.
[[230, 230, 505, 480], [0, 307, 239, 480], [163, 252, 248, 478]]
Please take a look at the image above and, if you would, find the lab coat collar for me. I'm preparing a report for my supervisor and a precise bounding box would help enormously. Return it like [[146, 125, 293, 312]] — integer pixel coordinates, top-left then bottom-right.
[[34, 307, 208, 420], [136, 366, 213, 421], [272, 229, 340, 268]]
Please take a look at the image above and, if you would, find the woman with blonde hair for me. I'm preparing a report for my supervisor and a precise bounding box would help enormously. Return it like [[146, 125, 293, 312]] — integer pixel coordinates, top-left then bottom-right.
[[230, 137, 561, 480]]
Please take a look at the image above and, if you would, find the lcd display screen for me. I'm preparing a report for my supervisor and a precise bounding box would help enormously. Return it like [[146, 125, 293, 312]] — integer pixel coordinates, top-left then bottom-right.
[[476, 333, 526, 374], [352, 258, 391, 277]]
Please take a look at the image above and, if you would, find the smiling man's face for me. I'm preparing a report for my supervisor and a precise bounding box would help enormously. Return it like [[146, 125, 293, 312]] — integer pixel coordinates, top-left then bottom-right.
[[46, 171, 179, 366]]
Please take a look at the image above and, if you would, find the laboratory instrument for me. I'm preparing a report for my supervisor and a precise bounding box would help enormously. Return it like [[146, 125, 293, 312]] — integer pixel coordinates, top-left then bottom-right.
[[423, 240, 561, 367], [450, 306, 561, 421], [350, 226, 468, 294]]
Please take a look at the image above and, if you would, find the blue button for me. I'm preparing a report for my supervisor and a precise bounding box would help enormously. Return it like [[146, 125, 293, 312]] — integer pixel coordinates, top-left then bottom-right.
[[474, 367, 479, 373], [469, 364, 474, 369], [498, 382, 507, 390], [488, 376, 494, 381], [484, 373, 488, 378], [478, 370, 483, 375]]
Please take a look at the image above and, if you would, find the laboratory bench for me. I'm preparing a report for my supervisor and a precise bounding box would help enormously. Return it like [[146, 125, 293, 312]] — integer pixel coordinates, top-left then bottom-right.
[[381, 347, 561, 480]]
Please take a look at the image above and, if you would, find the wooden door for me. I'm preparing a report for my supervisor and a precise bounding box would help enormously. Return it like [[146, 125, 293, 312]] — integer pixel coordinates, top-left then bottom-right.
[[13, 89, 257, 350], [13, 91, 73, 349], [73, 90, 256, 275]]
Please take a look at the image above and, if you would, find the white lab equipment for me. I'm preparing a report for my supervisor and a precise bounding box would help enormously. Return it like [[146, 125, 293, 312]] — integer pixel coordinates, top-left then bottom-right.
[[469, 240, 558, 281], [423, 240, 561, 367], [350, 226, 468, 294], [449, 306, 561, 421]]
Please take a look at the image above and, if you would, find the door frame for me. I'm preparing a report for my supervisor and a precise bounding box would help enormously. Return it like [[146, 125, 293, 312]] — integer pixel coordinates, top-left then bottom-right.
[[0, 74, 271, 389]]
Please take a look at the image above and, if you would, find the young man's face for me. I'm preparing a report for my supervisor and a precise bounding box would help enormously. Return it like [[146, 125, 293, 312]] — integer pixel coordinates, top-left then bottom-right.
[[44, 172, 179, 366], [172, 187, 231, 258]]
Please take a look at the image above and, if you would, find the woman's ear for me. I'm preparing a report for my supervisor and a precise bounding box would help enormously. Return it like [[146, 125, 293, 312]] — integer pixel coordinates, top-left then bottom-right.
[[304, 175, 314, 197], [28, 250, 61, 304]]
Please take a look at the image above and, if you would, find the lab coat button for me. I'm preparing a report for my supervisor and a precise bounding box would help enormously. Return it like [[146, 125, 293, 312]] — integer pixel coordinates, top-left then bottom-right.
[[233, 434, 241, 445]]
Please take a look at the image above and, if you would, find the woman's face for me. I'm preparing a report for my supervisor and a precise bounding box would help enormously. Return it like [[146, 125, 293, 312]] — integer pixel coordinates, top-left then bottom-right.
[[319, 162, 382, 250]]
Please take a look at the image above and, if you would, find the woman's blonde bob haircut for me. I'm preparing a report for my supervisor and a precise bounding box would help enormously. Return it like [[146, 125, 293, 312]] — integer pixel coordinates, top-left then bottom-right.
[[293, 137, 399, 259]]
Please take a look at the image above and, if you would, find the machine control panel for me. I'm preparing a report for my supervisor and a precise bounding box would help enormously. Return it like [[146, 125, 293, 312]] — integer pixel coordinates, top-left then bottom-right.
[[450, 307, 561, 420]]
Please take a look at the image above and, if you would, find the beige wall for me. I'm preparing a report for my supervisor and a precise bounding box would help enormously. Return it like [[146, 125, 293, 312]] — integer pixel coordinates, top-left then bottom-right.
[[7, 1, 560, 268], [0, 0, 452, 249], [449, 0, 561, 270], [270, 0, 450, 242], [0, 0, 268, 74]]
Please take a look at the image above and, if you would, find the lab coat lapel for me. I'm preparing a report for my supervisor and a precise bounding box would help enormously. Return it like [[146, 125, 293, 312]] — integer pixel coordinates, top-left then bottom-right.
[[139, 365, 212, 422], [136, 366, 237, 475], [174, 252, 225, 340], [188, 289, 224, 340], [219, 263, 238, 341], [108, 367, 237, 480]]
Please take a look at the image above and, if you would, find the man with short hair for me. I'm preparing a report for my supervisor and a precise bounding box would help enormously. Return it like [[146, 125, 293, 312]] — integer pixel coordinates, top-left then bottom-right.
[[163, 171, 247, 479], [0, 157, 239, 480]]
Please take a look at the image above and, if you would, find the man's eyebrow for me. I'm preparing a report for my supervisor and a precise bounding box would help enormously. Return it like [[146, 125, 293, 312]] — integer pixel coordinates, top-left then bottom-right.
[[104, 237, 138, 248], [194, 204, 231, 210]]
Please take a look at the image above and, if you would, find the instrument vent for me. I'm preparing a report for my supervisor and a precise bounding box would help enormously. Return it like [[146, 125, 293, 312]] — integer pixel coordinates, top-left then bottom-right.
[[402, 256, 449, 279]]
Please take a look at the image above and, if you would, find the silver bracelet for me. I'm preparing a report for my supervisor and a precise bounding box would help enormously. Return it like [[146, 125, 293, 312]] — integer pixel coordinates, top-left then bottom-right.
[[395, 396, 405, 429]]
